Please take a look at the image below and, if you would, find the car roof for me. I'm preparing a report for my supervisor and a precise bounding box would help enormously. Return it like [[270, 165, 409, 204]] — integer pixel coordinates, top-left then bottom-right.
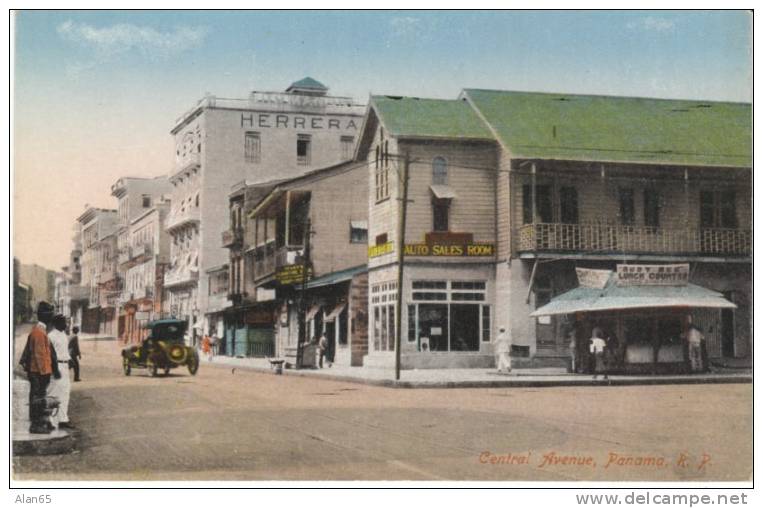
[[146, 319, 187, 328]]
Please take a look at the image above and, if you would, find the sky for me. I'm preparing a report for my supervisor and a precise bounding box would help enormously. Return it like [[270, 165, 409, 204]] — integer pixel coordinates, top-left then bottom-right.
[[12, 10, 752, 271]]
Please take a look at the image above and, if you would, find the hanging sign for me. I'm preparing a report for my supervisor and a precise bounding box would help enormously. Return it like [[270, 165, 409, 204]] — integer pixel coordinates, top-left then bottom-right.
[[616, 264, 689, 286], [276, 265, 312, 285], [576, 268, 612, 289]]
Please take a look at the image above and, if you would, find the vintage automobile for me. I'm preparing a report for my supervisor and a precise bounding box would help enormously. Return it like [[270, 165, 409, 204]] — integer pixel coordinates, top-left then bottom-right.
[[121, 319, 199, 377]]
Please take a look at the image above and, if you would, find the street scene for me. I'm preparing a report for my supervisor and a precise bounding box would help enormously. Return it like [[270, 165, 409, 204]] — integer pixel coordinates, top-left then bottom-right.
[[11, 10, 752, 486], [12, 324, 753, 481]]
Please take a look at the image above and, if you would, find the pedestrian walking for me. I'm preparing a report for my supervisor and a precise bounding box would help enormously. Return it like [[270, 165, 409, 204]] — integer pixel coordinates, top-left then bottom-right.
[[495, 326, 512, 374], [201, 334, 212, 361], [68, 326, 82, 382], [686, 322, 704, 373], [48, 314, 73, 429], [19, 301, 61, 434], [318, 333, 329, 368], [210, 333, 219, 358], [589, 327, 607, 380]]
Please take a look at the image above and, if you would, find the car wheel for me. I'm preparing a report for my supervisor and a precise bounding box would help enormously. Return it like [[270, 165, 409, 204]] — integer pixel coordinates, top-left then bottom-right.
[[123, 356, 131, 376], [187, 351, 199, 376], [147, 358, 158, 377]]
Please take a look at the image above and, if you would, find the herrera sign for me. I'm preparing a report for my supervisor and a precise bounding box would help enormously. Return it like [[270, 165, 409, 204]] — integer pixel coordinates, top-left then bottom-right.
[[616, 264, 690, 286]]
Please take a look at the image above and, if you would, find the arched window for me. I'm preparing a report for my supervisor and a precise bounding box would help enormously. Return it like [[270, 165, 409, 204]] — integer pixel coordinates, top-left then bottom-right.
[[432, 157, 448, 185]]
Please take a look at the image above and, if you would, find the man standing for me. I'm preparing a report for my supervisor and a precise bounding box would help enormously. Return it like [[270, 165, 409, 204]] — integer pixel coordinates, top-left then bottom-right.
[[687, 323, 704, 373], [19, 301, 60, 434], [318, 333, 329, 369], [589, 327, 607, 380], [68, 326, 82, 382], [495, 326, 512, 374], [48, 315, 73, 429]]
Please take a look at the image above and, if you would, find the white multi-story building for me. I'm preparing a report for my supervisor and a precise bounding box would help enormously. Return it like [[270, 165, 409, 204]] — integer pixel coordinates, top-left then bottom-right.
[[76, 207, 118, 334], [166, 77, 365, 339], [111, 176, 172, 342]]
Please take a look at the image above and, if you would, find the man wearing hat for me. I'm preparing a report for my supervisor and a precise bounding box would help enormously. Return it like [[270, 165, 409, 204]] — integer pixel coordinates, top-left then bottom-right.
[[19, 301, 61, 434]]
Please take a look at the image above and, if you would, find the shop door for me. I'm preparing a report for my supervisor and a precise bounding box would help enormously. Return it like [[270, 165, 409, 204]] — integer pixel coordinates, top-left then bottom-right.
[[450, 304, 479, 351], [324, 321, 336, 361], [234, 325, 248, 357], [247, 326, 275, 357]]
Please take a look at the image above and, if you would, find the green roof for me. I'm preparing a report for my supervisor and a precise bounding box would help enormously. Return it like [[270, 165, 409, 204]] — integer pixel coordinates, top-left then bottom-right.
[[306, 264, 367, 289], [371, 96, 493, 140], [463, 89, 751, 167], [287, 77, 328, 91]]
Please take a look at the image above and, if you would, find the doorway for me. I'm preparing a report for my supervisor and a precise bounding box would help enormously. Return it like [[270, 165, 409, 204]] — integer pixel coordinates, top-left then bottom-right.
[[721, 300, 735, 358]]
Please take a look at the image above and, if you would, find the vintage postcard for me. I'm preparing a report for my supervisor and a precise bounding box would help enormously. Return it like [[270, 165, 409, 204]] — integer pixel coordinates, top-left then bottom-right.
[[10, 9, 753, 495]]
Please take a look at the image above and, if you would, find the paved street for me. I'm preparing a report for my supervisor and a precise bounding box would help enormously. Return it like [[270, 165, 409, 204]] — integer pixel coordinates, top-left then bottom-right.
[[13, 326, 752, 481]]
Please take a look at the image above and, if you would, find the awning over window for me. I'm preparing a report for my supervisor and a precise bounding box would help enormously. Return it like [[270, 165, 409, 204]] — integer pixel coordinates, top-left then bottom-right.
[[530, 276, 736, 317], [350, 220, 367, 230], [324, 303, 347, 323], [305, 305, 321, 321], [430, 184, 457, 200]]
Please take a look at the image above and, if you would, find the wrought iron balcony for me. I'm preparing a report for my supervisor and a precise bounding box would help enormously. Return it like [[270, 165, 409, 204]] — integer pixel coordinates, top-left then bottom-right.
[[518, 223, 752, 257]]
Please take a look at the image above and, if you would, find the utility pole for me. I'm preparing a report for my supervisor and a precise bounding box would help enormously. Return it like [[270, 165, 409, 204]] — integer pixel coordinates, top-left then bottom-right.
[[296, 217, 312, 369], [394, 153, 410, 381]]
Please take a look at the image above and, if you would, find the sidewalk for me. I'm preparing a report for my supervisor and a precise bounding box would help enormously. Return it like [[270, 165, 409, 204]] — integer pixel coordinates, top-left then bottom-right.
[[201, 354, 752, 389]]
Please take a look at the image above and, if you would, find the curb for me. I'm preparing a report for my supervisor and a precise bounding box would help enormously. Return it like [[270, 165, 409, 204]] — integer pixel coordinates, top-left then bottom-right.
[[12, 430, 76, 456], [204, 361, 752, 389]]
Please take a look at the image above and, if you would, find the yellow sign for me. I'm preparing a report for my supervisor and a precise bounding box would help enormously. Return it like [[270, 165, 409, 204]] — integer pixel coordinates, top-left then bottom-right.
[[404, 243, 495, 257], [276, 264, 312, 285], [368, 242, 394, 258]]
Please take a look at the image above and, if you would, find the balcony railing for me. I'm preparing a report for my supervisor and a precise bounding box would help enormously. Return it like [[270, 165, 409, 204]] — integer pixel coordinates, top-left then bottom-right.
[[221, 228, 244, 248], [118, 248, 132, 265], [99, 266, 118, 283], [170, 152, 201, 181], [518, 223, 752, 257], [164, 268, 199, 288], [133, 285, 154, 300], [131, 243, 153, 260], [166, 208, 200, 231], [252, 241, 278, 281]]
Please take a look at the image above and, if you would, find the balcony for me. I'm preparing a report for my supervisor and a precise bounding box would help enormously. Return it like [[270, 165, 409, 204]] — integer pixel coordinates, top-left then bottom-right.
[[133, 285, 154, 300], [99, 266, 118, 283], [170, 152, 201, 183], [253, 242, 307, 281], [221, 228, 244, 248], [518, 223, 752, 258], [118, 248, 132, 266], [164, 268, 199, 289], [253, 242, 276, 281], [131, 243, 153, 260], [165, 208, 200, 232], [68, 285, 90, 302]]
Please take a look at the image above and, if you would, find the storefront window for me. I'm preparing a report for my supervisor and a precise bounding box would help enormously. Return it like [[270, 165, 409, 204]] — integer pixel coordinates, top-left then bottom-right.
[[409, 280, 488, 353], [418, 304, 449, 352], [371, 281, 397, 352]]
